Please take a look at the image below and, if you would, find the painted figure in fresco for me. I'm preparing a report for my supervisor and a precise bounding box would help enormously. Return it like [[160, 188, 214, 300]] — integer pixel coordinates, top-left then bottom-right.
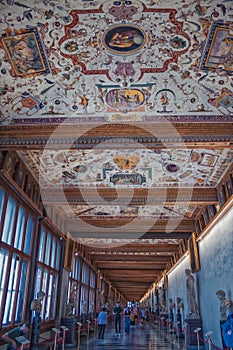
[[216, 290, 233, 321], [109, 29, 143, 49], [30, 291, 45, 314], [8, 35, 43, 74], [185, 269, 199, 316], [208, 36, 233, 68]]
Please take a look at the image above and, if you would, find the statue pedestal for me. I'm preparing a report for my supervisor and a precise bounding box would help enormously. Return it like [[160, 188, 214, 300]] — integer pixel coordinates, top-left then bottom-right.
[[185, 318, 204, 350], [61, 317, 77, 347], [31, 313, 41, 349]]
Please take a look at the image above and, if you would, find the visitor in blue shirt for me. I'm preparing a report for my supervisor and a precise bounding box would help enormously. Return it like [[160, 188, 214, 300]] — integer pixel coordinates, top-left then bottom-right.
[[98, 307, 108, 339]]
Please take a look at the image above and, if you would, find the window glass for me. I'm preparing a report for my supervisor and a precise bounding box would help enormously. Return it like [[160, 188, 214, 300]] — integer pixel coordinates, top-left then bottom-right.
[[15, 260, 28, 323], [3, 254, 20, 325], [50, 275, 57, 319], [82, 263, 89, 284], [45, 234, 51, 265], [90, 270, 96, 288], [38, 227, 46, 262], [51, 238, 56, 268], [89, 288, 95, 314], [71, 257, 80, 280], [80, 285, 88, 313], [55, 243, 60, 270], [14, 206, 26, 251], [24, 215, 33, 254], [0, 192, 33, 327], [0, 248, 9, 311], [35, 265, 43, 297], [45, 273, 53, 320], [2, 196, 16, 245], [41, 269, 48, 318], [0, 187, 5, 219]]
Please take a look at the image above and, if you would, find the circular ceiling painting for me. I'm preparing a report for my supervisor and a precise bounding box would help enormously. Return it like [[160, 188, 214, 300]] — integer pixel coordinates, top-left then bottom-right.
[[103, 24, 146, 54]]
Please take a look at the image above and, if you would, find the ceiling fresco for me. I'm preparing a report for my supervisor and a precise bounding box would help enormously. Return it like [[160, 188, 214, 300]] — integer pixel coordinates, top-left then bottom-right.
[[56, 203, 198, 219], [1, 0, 232, 299], [0, 0, 233, 125], [19, 148, 233, 188]]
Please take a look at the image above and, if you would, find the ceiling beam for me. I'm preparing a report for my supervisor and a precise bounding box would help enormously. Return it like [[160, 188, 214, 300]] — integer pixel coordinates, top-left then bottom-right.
[[93, 255, 173, 262], [1, 123, 233, 149], [42, 187, 217, 204]]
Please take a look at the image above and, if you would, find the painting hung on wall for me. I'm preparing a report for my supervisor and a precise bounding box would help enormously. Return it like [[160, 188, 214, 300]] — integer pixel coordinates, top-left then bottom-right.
[[64, 232, 75, 272], [188, 232, 200, 273], [163, 270, 168, 290], [1, 28, 50, 77], [200, 22, 233, 74]]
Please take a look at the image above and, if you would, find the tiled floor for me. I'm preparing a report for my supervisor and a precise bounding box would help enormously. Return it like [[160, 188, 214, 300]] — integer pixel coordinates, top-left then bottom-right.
[[77, 322, 185, 350]]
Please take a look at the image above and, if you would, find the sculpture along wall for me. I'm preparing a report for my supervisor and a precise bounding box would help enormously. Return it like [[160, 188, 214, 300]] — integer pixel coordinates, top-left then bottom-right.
[[167, 204, 233, 349]]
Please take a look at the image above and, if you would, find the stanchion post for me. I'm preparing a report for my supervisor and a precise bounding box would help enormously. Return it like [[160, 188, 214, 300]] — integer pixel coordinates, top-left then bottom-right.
[[205, 331, 213, 350], [166, 319, 170, 336], [194, 327, 202, 350], [76, 322, 82, 350], [161, 317, 165, 332], [86, 320, 91, 343], [60, 326, 69, 350], [92, 318, 97, 339], [177, 322, 180, 348], [183, 322, 187, 349], [51, 328, 60, 350]]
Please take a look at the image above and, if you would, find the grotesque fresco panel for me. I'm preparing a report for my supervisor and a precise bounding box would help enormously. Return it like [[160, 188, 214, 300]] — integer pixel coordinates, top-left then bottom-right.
[[1, 28, 50, 77], [57, 203, 198, 220], [19, 148, 233, 189], [200, 22, 233, 73], [0, 0, 233, 125]]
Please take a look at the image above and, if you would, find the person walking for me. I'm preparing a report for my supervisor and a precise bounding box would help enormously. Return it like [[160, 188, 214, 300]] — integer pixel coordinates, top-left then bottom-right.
[[98, 307, 107, 339], [124, 306, 131, 335], [113, 301, 123, 336]]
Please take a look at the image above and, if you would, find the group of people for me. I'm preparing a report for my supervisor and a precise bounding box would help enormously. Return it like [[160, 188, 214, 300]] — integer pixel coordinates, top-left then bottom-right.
[[97, 301, 147, 339], [2, 279, 233, 347]]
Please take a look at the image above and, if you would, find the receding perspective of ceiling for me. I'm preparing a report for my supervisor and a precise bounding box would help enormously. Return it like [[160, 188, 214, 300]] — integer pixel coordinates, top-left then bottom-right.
[[0, 0, 233, 301]]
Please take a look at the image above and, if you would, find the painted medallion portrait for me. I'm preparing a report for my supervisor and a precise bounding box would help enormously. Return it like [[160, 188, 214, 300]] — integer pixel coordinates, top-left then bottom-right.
[[103, 24, 146, 54]]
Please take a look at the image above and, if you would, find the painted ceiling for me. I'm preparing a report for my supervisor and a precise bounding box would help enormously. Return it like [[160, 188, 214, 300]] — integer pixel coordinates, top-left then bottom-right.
[[0, 0, 232, 126], [1, 0, 233, 298], [20, 148, 233, 189]]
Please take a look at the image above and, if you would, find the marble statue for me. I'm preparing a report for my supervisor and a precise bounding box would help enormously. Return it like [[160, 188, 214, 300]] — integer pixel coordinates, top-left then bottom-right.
[[31, 291, 45, 314], [185, 269, 199, 317], [216, 290, 233, 321]]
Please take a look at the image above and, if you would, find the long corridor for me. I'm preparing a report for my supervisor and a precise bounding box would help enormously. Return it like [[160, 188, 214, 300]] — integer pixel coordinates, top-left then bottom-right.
[[78, 322, 185, 350]]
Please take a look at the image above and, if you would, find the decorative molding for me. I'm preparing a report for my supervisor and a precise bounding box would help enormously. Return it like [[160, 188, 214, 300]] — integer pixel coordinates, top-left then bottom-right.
[[0, 134, 232, 148]]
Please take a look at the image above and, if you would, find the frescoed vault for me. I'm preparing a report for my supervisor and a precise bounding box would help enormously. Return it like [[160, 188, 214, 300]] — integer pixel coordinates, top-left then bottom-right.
[[0, 0, 233, 125], [19, 148, 233, 189]]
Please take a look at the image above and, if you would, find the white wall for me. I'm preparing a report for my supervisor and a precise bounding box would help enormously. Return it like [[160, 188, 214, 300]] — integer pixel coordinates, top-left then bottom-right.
[[166, 205, 233, 349]]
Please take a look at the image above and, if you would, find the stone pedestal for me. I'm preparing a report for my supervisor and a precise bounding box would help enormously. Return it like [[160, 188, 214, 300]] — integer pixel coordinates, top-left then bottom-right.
[[61, 317, 77, 347], [31, 313, 41, 349], [185, 318, 204, 350]]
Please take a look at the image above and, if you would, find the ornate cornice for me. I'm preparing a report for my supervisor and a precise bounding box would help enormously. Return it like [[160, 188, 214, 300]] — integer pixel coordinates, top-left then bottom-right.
[[0, 134, 232, 148]]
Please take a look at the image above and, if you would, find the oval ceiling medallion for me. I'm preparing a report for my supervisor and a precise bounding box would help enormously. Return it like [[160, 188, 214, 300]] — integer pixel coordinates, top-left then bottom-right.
[[103, 24, 146, 54]]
